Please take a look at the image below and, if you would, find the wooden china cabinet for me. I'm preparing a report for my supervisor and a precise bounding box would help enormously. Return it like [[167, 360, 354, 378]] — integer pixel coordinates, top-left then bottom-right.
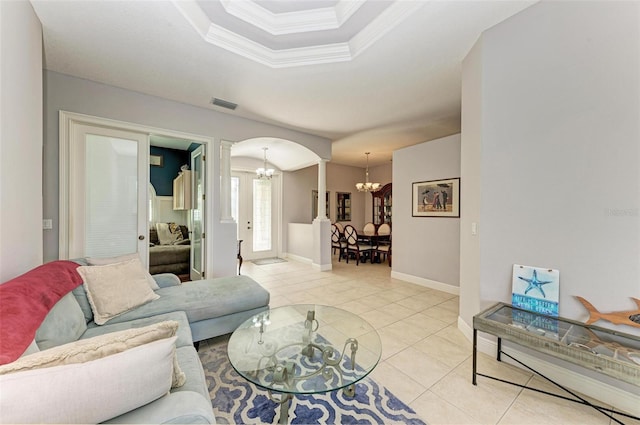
[[372, 183, 392, 226]]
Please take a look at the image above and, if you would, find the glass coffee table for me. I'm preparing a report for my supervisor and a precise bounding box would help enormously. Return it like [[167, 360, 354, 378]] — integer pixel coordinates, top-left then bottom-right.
[[227, 304, 382, 424]]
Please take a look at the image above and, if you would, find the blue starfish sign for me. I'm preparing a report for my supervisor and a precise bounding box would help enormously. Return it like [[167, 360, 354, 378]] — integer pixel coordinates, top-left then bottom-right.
[[518, 269, 553, 298]]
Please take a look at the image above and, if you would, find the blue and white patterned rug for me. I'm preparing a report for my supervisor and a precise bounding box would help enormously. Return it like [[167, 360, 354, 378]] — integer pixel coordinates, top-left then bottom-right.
[[199, 338, 426, 425]]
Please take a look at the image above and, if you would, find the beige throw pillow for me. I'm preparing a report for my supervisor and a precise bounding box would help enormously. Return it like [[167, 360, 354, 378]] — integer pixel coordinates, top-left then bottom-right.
[[77, 259, 160, 325], [0, 320, 184, 388], [87, 253, 159, 290], [0, 322, 186, 424]]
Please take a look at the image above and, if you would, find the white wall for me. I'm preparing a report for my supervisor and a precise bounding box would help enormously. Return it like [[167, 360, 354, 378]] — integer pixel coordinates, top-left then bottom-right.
[[0, 2, 43, 281], [284, 162, 368, 229], [461, 1, 640, 334], [327, 162, 368, 231], [287, 223, 313, 261], [155, 197, 188, 226], [365, 162, 393, 224], [283, 166, 317, 225], [43, 71, 331, 277], [392, 134, 461, 290], [459, 37, 484, 325]]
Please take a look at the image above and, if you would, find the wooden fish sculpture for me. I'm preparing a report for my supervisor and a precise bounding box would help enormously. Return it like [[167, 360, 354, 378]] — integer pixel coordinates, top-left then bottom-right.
[[575, 296, 640, 328]]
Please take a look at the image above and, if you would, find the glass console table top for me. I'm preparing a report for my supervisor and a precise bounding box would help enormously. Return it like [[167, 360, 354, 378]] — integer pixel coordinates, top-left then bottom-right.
[[227, 304, 382, 395], [474, 303, 640, 385]]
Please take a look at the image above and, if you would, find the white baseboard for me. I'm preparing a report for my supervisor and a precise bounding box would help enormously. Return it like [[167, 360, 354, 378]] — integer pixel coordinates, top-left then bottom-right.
[[457, 318, 640, 417], [313, 262, 333, 271], [282, 253, 332, 271], [390, 271, 459, 295], [282, 253, 312, 264]]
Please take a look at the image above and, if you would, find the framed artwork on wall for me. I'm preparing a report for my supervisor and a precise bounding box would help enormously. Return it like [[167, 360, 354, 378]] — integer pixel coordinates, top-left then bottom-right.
[[150, 154, 164, 167], [412, 178, 460, 217]]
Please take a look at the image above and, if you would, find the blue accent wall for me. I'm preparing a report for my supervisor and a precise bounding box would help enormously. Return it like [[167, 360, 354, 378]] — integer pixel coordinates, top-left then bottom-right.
[[150, 146, 190, 196]]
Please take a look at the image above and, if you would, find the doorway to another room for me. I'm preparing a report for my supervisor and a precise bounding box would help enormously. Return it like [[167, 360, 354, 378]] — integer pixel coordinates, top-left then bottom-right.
[[231, 171, 280, 261], [60, 112, 210, 282], [149, 136, 205, 281]]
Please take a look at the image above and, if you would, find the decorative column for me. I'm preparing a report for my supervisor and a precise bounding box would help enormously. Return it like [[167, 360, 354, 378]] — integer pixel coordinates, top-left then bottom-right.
[[317, 159, 327, 219], [312, 158, 331, 271], [220, 140, 234, 223]]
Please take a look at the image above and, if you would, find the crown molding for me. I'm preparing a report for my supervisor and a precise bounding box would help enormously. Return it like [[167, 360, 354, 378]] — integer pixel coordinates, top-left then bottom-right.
[[350, 1, 426, 57], [172, 0, 424, 68], [205, 24, 352, 68], [219, 0, 366, 35]]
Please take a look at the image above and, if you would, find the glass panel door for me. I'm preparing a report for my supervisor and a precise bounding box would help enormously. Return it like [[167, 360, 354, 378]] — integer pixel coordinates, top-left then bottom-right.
[[252, 178, 272, 252], [190, 145, 205, 280], [231, 172, 278, 260], [69, 124, 148, 262]]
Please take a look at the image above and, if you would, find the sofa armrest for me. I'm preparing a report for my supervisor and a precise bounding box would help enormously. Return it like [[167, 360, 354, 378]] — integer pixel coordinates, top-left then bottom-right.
[[102, 391, 215, 424], [152, 273, 182, 288]]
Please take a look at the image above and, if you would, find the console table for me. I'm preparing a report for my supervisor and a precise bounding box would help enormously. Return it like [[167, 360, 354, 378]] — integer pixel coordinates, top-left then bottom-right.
[[473, 303, 639, 424]]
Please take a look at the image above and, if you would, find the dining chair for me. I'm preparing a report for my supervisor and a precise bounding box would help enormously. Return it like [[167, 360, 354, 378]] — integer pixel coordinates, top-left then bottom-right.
[[344, 225, 374, 265], [331, 224, 347, 261], [362, 222, 376, 236], [334, 222, 344, 235], [374, 234, 391, 267], [377, 223, 391, 236]]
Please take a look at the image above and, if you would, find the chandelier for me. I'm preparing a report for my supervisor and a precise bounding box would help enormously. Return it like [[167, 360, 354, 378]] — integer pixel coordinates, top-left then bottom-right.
[[356, 152, 381, 192], [256, 147, 274, 179]]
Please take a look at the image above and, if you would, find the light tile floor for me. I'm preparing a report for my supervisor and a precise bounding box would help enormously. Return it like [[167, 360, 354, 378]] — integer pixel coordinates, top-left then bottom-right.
[[236, 256, 638, 425]]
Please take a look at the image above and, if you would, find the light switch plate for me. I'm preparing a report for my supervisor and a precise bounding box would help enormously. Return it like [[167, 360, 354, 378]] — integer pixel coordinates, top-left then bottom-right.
[[43, 219, 53, 230]]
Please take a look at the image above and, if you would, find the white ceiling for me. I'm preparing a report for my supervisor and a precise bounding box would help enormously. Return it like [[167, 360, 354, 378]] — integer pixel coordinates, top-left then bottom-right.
[[31, 0, 535, 169]]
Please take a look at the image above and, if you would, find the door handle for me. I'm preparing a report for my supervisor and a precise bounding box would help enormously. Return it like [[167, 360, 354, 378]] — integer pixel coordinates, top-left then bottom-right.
[[138, 235, 145, 240]]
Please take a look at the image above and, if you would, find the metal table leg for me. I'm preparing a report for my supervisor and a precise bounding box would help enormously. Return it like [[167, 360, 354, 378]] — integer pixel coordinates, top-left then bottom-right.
[[472, 328, 478, 385], [269, 391, 293, 424]]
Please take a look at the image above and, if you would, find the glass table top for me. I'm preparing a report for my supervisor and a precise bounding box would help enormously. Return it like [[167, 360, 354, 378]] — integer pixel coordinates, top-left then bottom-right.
[[480, 303, 640, 366], [227, 304, 382, 395]]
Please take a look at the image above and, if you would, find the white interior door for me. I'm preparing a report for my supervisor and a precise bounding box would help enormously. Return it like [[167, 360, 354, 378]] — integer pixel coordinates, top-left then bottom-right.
[[67, 123, 149, 263], [231, 171, 279, 260], [190, 145, 205, 280]]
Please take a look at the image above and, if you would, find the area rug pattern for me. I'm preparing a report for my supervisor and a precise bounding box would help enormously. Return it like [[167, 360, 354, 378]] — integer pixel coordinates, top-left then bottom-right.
[[199, 339, 426, 424], [252, 258, 288, 265]]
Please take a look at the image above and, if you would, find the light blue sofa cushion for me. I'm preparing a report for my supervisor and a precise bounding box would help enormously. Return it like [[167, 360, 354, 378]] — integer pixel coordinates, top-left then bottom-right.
[[103, 276, 270, 325], [71, 258, 94, 322], [189, 306, 268, 342], [172, 346, 210, 400], [35, 292, 87, 350], [102, 391, 215, 424], [83, 311, 193, 349], [153, 273, 181, 288]]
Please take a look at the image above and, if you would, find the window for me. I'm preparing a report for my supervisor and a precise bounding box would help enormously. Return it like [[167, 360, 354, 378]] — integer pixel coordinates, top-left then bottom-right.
[[253, 178, 271, 251]]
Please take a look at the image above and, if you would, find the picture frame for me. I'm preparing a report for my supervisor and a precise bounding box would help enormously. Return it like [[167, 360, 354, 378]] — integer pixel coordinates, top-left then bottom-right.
[[150, 154, 163, 167], [512, 264, 560, 317], [312, 190, 330, 221], [412, 178, 460, 217], [336, 192, 351, 222]]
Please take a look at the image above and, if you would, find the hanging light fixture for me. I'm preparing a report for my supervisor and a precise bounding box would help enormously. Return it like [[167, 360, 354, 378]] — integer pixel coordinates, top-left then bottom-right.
[[256, 147, 274, 179], [356, 152, 381, 192]]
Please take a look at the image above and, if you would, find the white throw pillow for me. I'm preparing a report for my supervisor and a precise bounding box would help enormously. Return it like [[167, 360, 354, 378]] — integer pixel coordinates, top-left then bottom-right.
[[156, 222, 184, 245], [0, 338, 177, 424], [87, 253, 159, 290], [77, 259, 160, 325], [1, 320, 180, 374]]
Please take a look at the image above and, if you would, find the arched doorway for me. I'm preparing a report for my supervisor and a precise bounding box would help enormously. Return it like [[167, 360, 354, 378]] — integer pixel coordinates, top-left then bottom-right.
[[230, 137, 321, 261]]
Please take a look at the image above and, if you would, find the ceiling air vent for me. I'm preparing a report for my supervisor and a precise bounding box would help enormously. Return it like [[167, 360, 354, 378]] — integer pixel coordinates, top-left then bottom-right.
[[210, 97, 238, 110]]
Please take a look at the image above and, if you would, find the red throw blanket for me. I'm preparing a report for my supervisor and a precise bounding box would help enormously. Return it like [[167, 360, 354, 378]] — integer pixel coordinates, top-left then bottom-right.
[[0, 261, 83, 365]]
